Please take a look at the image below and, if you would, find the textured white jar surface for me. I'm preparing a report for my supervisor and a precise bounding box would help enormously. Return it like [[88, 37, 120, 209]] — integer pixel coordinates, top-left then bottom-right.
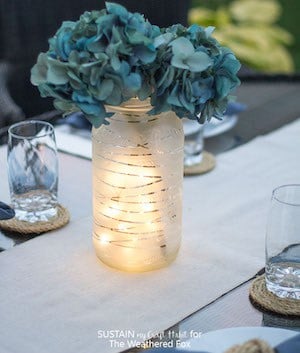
[[92, 99, 184, 272]]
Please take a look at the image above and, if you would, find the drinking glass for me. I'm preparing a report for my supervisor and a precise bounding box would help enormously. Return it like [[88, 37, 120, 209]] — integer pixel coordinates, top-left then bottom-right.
[[265, 184, 300, 299], [182, 118, 204, 167], [7, 120, 58, 223]]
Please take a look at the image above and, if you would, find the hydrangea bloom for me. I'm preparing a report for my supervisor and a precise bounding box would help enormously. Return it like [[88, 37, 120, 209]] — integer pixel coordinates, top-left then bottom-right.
[[31, 2, 240, 127], [31, 2, 160, 127], [150, 24, 241, 122]]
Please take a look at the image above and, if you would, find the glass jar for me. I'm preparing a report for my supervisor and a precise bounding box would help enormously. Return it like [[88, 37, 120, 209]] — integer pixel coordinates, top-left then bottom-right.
[[92, 99, 184, 272]]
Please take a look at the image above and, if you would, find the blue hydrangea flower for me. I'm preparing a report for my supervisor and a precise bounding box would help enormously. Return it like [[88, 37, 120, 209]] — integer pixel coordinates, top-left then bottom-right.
[[31, 2, 160, 127], [31, 3, 240, 127], [150, 23, 241, 122]]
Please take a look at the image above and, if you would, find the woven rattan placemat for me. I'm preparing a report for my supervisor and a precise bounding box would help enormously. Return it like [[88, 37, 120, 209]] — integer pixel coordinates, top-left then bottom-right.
[[0, 204, 70, 234], [249, 275, 300, 317], [184, 151, 215, 176], [225, 339, 274, 353]]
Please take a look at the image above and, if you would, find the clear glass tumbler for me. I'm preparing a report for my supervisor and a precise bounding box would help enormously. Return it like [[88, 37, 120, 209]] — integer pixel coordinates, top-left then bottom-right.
[[265, 184, 300, 299], [182, 118, 204, 167], [7, 120, 58, 223]]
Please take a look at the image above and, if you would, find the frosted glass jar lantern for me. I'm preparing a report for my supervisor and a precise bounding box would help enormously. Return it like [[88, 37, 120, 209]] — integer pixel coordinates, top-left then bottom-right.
[[92, 99, 184, 272]]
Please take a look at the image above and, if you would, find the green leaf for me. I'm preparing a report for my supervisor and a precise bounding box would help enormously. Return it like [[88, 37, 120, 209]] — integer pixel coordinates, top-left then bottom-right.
[[230, 0, 281, 24]]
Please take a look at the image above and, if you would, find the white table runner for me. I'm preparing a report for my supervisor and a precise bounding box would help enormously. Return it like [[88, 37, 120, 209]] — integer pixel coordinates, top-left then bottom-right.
[[55, 126, 92, 159], [1, 119, 300, 353]]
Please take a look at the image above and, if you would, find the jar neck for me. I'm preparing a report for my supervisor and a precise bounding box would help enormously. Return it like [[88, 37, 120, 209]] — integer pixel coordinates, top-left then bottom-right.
[[106, 98, 152, 115]]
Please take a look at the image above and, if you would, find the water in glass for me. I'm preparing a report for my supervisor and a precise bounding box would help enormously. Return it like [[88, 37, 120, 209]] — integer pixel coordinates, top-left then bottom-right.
[[182, 119, 204, 167], [8, 121, 58, 223], [265, 185, 300, 299]]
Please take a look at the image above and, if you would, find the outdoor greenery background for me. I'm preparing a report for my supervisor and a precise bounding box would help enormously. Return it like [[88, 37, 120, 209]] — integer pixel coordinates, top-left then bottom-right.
[[191, 0, 300, 72], [277, 0, 300, 71]]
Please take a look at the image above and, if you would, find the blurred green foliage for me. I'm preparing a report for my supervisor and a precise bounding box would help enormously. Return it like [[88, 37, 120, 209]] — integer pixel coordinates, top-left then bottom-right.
[[277, 0, 300, 71], [190, 0, 295, 73]]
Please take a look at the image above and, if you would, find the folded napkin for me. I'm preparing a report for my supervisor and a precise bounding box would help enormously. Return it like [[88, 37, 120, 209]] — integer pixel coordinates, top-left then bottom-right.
[[0, 202, 15, 220], [56, 112, 91, 130], [224, 102, 246, 116]]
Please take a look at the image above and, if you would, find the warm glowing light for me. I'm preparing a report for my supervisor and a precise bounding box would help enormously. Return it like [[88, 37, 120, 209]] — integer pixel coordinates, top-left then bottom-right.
[[142, 203, 153, 212], [100, 233, 110, 244], [118, 223, 127, 231], [105, 207, 120, 217]]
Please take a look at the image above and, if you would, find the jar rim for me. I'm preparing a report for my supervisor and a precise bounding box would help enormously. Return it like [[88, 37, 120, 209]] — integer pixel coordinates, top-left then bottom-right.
[[106, 98, 152, 114]]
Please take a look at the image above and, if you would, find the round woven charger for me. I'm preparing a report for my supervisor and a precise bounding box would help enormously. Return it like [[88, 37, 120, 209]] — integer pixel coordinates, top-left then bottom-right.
[[184, 151, 216, 176], [225, 339, 274, 353], [249, 275, 300, 317], [0, 204, 70, 234]]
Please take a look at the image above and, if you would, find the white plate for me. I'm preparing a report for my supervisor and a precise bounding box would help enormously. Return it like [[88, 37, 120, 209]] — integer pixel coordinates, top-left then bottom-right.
[[186, 327, 298, 352], [204, 115, 238, 138]]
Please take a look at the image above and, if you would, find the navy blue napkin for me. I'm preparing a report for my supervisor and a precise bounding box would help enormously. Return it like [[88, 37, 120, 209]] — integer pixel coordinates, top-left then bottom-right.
[[56, 112, 91, 130], [225, 102, 247, 116], [0, 202, 15, 220]]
